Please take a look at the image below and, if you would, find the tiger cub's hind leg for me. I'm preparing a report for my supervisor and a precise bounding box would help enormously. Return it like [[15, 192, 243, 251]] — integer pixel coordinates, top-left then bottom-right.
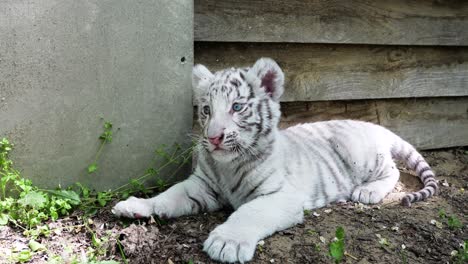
[[351, 159, 399, 204]]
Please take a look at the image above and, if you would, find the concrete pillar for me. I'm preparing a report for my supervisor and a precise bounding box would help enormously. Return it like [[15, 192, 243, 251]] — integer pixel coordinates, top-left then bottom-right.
[[0, 0, 193, 189]]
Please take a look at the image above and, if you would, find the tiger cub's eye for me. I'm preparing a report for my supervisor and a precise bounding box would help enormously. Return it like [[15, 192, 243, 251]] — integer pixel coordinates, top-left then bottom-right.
[[202, 105, 210, 115], [232, 103, 243, 112]]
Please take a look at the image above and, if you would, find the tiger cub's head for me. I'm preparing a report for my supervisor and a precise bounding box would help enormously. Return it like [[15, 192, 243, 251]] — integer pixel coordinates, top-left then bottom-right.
[[192, 58, 284, 162]]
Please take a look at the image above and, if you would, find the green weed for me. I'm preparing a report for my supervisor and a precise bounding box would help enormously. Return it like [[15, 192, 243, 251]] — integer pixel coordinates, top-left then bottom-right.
[[452, 241, 468, 264], [112, 142, 194, 198], [439, 209, 463, 230], [314, 243, 321, 252], [329, 226, 345, 263], [88, 121, 114, 174], [0, 138, 79, 229], [0, 120, 194, 226], [79, 120, 192, 215], [376, 233, 391, 247], [8, 250, 33, 263], [116, 239, 128, 264], [1, 119, 195, 262]]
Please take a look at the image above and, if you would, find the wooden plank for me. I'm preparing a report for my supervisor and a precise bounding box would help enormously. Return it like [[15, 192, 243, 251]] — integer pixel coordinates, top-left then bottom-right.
[[193, 97, 468, 150], [195, 42, 468, 102], [195, 0, 468, 46], [376, 98, 468, 150]]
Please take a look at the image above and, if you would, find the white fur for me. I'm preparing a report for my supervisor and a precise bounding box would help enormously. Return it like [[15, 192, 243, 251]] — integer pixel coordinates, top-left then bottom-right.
[[113, 58, 437, 263]]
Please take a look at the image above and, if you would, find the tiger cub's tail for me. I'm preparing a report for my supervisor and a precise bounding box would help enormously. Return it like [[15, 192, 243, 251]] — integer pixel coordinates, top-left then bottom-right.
[[390, 138, 439, 206]]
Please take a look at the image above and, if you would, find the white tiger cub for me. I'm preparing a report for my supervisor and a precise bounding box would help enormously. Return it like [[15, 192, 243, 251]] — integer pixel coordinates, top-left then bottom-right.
[[113, 58, 438, 263]]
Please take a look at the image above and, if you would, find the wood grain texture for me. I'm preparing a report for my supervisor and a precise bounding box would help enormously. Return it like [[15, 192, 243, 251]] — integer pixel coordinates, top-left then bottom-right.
[[376, 98, 468, 150], [195, 0, 468, 46], [195, 42, 468, 102], [193, 97, 468, 150]]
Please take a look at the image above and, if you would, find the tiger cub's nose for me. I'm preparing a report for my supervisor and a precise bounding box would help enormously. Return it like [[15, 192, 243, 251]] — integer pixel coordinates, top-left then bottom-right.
[[208, 133, 224, 146]]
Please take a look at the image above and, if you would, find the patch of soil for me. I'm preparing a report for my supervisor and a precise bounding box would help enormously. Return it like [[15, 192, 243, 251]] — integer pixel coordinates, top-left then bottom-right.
[[1, 148, 467, 264]]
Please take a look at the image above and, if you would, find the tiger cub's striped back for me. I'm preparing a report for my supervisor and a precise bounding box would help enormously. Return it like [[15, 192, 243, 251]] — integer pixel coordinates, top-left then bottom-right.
[[281, 120, 437, 208]]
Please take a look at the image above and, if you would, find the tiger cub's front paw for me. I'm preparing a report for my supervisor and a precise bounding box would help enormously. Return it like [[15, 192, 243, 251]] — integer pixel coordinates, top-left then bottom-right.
[[351, 186, 384, 204], [112, 196, 154, 219], [203, 225, 257, 263]]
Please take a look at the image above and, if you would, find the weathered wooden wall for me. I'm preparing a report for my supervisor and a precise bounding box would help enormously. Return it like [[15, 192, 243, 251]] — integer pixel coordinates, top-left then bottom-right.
[[194, 0, 468, 150], [195, 0, 468, 45], [195, 43, 468, 102]]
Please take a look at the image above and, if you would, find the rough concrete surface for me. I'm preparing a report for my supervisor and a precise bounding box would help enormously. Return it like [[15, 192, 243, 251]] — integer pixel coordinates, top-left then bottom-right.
[[0, 0, 193, 189]]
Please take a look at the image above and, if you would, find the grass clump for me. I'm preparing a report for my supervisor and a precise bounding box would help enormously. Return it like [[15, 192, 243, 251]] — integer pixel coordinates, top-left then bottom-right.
[[329, 226, 345, 263]]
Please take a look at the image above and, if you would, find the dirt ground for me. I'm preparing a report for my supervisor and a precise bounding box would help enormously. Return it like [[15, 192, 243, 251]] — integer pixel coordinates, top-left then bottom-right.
[[1, 148, 467, 264]]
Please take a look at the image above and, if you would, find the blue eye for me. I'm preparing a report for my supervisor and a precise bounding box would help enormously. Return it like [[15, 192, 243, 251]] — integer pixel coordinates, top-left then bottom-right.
[[203, 105, 210, 115], [232, 103, 243, 112]]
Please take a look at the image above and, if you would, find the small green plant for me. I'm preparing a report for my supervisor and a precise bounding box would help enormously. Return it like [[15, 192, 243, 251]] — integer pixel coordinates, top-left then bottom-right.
[[256, 240, 265, 253], [314, 243, 321, 252], [78, 119, 182, 215], [399, 248, 408, 264], [88, 121, 114, 174], [77, 121, 194, 216], [438, 208, 446, 218], [23, 224, 51, 238], [452, 241, 468, 264], [0, 138, 80, 229], [7, 239, 46, 263], [112, 142, 194, 198], [376, 234, 390, 247], [447, 216, 463, 230], [84, 223, 112, 259], [460, 241, 468, 262], [116, 239, 128, 264], [8, 249, 33, 263], [1, 119, 195, 263], [329, 226, 345, 263], [439, 209, 463, 230]]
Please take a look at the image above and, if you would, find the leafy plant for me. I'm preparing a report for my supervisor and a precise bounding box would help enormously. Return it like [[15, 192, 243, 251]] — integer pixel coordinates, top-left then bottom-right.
[[76, 121, 194, 221], [400, 247, 408, 264], [112, 141, 194, 198], [116, 239, 128, 264], [88, 121, 114, 174], [80, 141, 193, 217], [438, 208, 447, 218], [0, 138, 79, 229], [459, 241, 468, 263], [8, 249, 33, 263], [1, 119, 195, 263], [439, 209, 463, 230], [376, 234, 390, 247], [452, 241, 468, 264], [329, 226, 345, 263], [447, 216, 463, 230], [29, 239, 46, 252]]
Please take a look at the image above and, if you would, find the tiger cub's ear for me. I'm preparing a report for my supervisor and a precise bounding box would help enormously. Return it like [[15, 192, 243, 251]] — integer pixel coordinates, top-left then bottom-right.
[[192, 64, 214, 98], [247, 58, 285, 102]]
